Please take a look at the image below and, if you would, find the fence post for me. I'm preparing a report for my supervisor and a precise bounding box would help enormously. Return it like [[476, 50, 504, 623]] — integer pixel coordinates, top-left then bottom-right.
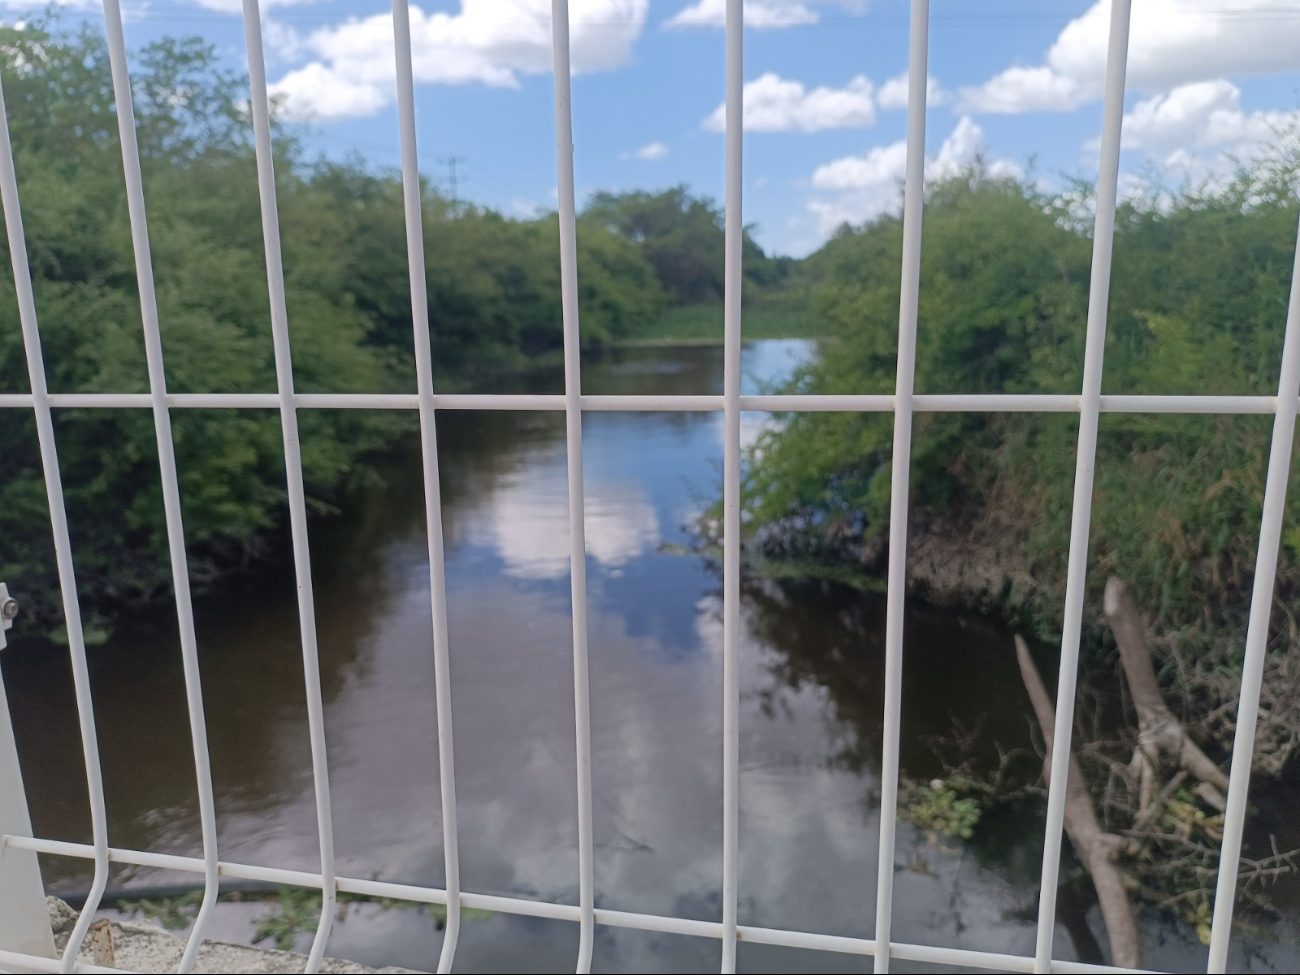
[[0, 584, 56, 960]]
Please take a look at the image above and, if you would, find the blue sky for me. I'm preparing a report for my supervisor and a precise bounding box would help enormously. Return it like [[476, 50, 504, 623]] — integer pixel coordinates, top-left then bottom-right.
[[26, 0, 1300, 254]]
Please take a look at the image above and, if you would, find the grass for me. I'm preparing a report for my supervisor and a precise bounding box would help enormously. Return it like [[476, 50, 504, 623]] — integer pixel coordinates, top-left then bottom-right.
[[616, 287, 828, 346], [114, 885, 492, 952]]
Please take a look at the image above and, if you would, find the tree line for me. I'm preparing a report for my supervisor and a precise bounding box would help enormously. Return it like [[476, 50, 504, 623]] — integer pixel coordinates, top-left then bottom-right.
[[6, 18, 1299, 669], [747, 153, 1300, 652], [0, 23, 782, 634]]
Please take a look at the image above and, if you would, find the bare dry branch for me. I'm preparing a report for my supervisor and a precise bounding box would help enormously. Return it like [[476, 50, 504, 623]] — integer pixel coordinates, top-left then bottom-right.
[[1105, 577, 1230, 796], [1015, 634, 1141, 970]]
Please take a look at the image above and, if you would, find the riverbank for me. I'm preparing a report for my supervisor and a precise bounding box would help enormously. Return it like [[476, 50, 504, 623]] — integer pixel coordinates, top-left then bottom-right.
[[612, 290, 828, 346], [734, 497, 1300, 942], [736, 487, 1300, 783]]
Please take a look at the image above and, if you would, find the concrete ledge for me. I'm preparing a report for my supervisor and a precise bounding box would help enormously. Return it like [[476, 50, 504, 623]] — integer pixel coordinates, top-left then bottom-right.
[[48, 898, 420, 974]]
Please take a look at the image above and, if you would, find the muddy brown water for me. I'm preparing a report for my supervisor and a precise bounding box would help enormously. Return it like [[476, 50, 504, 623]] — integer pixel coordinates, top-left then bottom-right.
[[5, 341, 1297, 972]]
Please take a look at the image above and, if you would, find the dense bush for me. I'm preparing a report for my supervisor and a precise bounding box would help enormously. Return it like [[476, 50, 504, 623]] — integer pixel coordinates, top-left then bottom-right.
[[746, 153, 1300, 644], [0, 24, 676, 632]]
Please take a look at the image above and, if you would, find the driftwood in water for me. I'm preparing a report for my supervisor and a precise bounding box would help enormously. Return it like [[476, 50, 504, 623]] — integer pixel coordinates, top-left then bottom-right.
[[1103, 577, 1229, 816], [1010, 576, 1245, 969], [1014, 635, 1141, 970]]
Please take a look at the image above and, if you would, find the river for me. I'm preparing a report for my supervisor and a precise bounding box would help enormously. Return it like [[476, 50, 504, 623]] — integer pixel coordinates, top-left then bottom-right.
[[4, 340, 1297, 972]]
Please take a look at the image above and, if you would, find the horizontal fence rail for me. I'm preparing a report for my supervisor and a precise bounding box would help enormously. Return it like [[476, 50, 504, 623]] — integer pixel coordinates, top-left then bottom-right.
[[3, 836, 1160, 975], [0, 392, 1292, 414], [0, 0, 1296, 969]]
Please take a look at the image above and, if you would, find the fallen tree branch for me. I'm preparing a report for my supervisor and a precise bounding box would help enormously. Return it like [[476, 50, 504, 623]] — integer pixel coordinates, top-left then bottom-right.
[[1104, 577, 1229, 806], [1015, 635, 1141, 970], [1131, 769, 1188, 837]]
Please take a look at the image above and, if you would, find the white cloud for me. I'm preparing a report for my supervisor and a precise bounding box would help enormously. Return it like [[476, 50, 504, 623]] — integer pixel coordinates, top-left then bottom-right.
[[704, 72, 875, 132], [932, 116, 1002, 177], [1106, 79, 1300, 190], [960, 0, 1300, 115], [808, 116, 1021, 235], [810, 139, 907, 192], [269, 61, 391, 119], [666, 0, 863, 30], [262, 20, 307, 61], [876, 71, 947, 110], [959, 65, 1085, 115], [459, 466, 659, 580], [191, 0, 322, 12], [0, 0, 88, 8], [1121, 79, 1299, 153], [700, 71, 949, 137], [269, 0, 648, 121], [625, 141, 669, 160]]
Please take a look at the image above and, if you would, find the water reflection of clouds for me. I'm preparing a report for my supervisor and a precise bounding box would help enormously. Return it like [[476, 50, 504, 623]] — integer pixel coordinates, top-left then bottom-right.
[[456, 455, 661, 580], [40, 340, 1286, 972], [412, 586, 1062, 970]]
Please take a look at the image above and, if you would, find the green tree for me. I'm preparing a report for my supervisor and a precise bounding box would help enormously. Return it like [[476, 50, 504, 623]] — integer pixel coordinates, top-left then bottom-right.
[[745, 153, 1300, 641], [0, 22, 666, 633], [582, 185, 782, 303]]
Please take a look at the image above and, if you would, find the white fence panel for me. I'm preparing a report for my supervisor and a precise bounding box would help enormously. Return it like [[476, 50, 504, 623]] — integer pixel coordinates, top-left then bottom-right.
[[0, 0, 1296, 972]]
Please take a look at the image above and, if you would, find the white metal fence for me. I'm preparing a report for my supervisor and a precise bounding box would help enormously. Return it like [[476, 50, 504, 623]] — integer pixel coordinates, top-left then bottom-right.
[[0, 0, 1296, 972]]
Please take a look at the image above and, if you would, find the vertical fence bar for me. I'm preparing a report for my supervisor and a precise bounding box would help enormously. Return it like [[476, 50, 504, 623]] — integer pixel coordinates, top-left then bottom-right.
[[1205, 210, 1300, 973], [548, 1, 596, 970], [239, 3, 337, 969], [1032, 2, 1133, 971], [391, 3, 463, 972], [0, 74, 112, 975], [98, 6, 222, 970], [0, 658, 57, 958], [720, 0, 743, 970], [871, 1, 929, 971]]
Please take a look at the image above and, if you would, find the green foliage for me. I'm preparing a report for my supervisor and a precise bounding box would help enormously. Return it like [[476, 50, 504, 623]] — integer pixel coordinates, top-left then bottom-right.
[[426, 902, 495, 926], [0, 24, 406, 631], [618, 287, 828, 345], [899, 777, 983, 842], [314, 162, 668, 370], [0, 23, 669, 632], [118, 890, 203, 930], [113, 884, 493, 949], [253, 886, 322, 951], [251, 885, 493, 951], [746, 153, 1300, 646], [582, 185, 786, 304]]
